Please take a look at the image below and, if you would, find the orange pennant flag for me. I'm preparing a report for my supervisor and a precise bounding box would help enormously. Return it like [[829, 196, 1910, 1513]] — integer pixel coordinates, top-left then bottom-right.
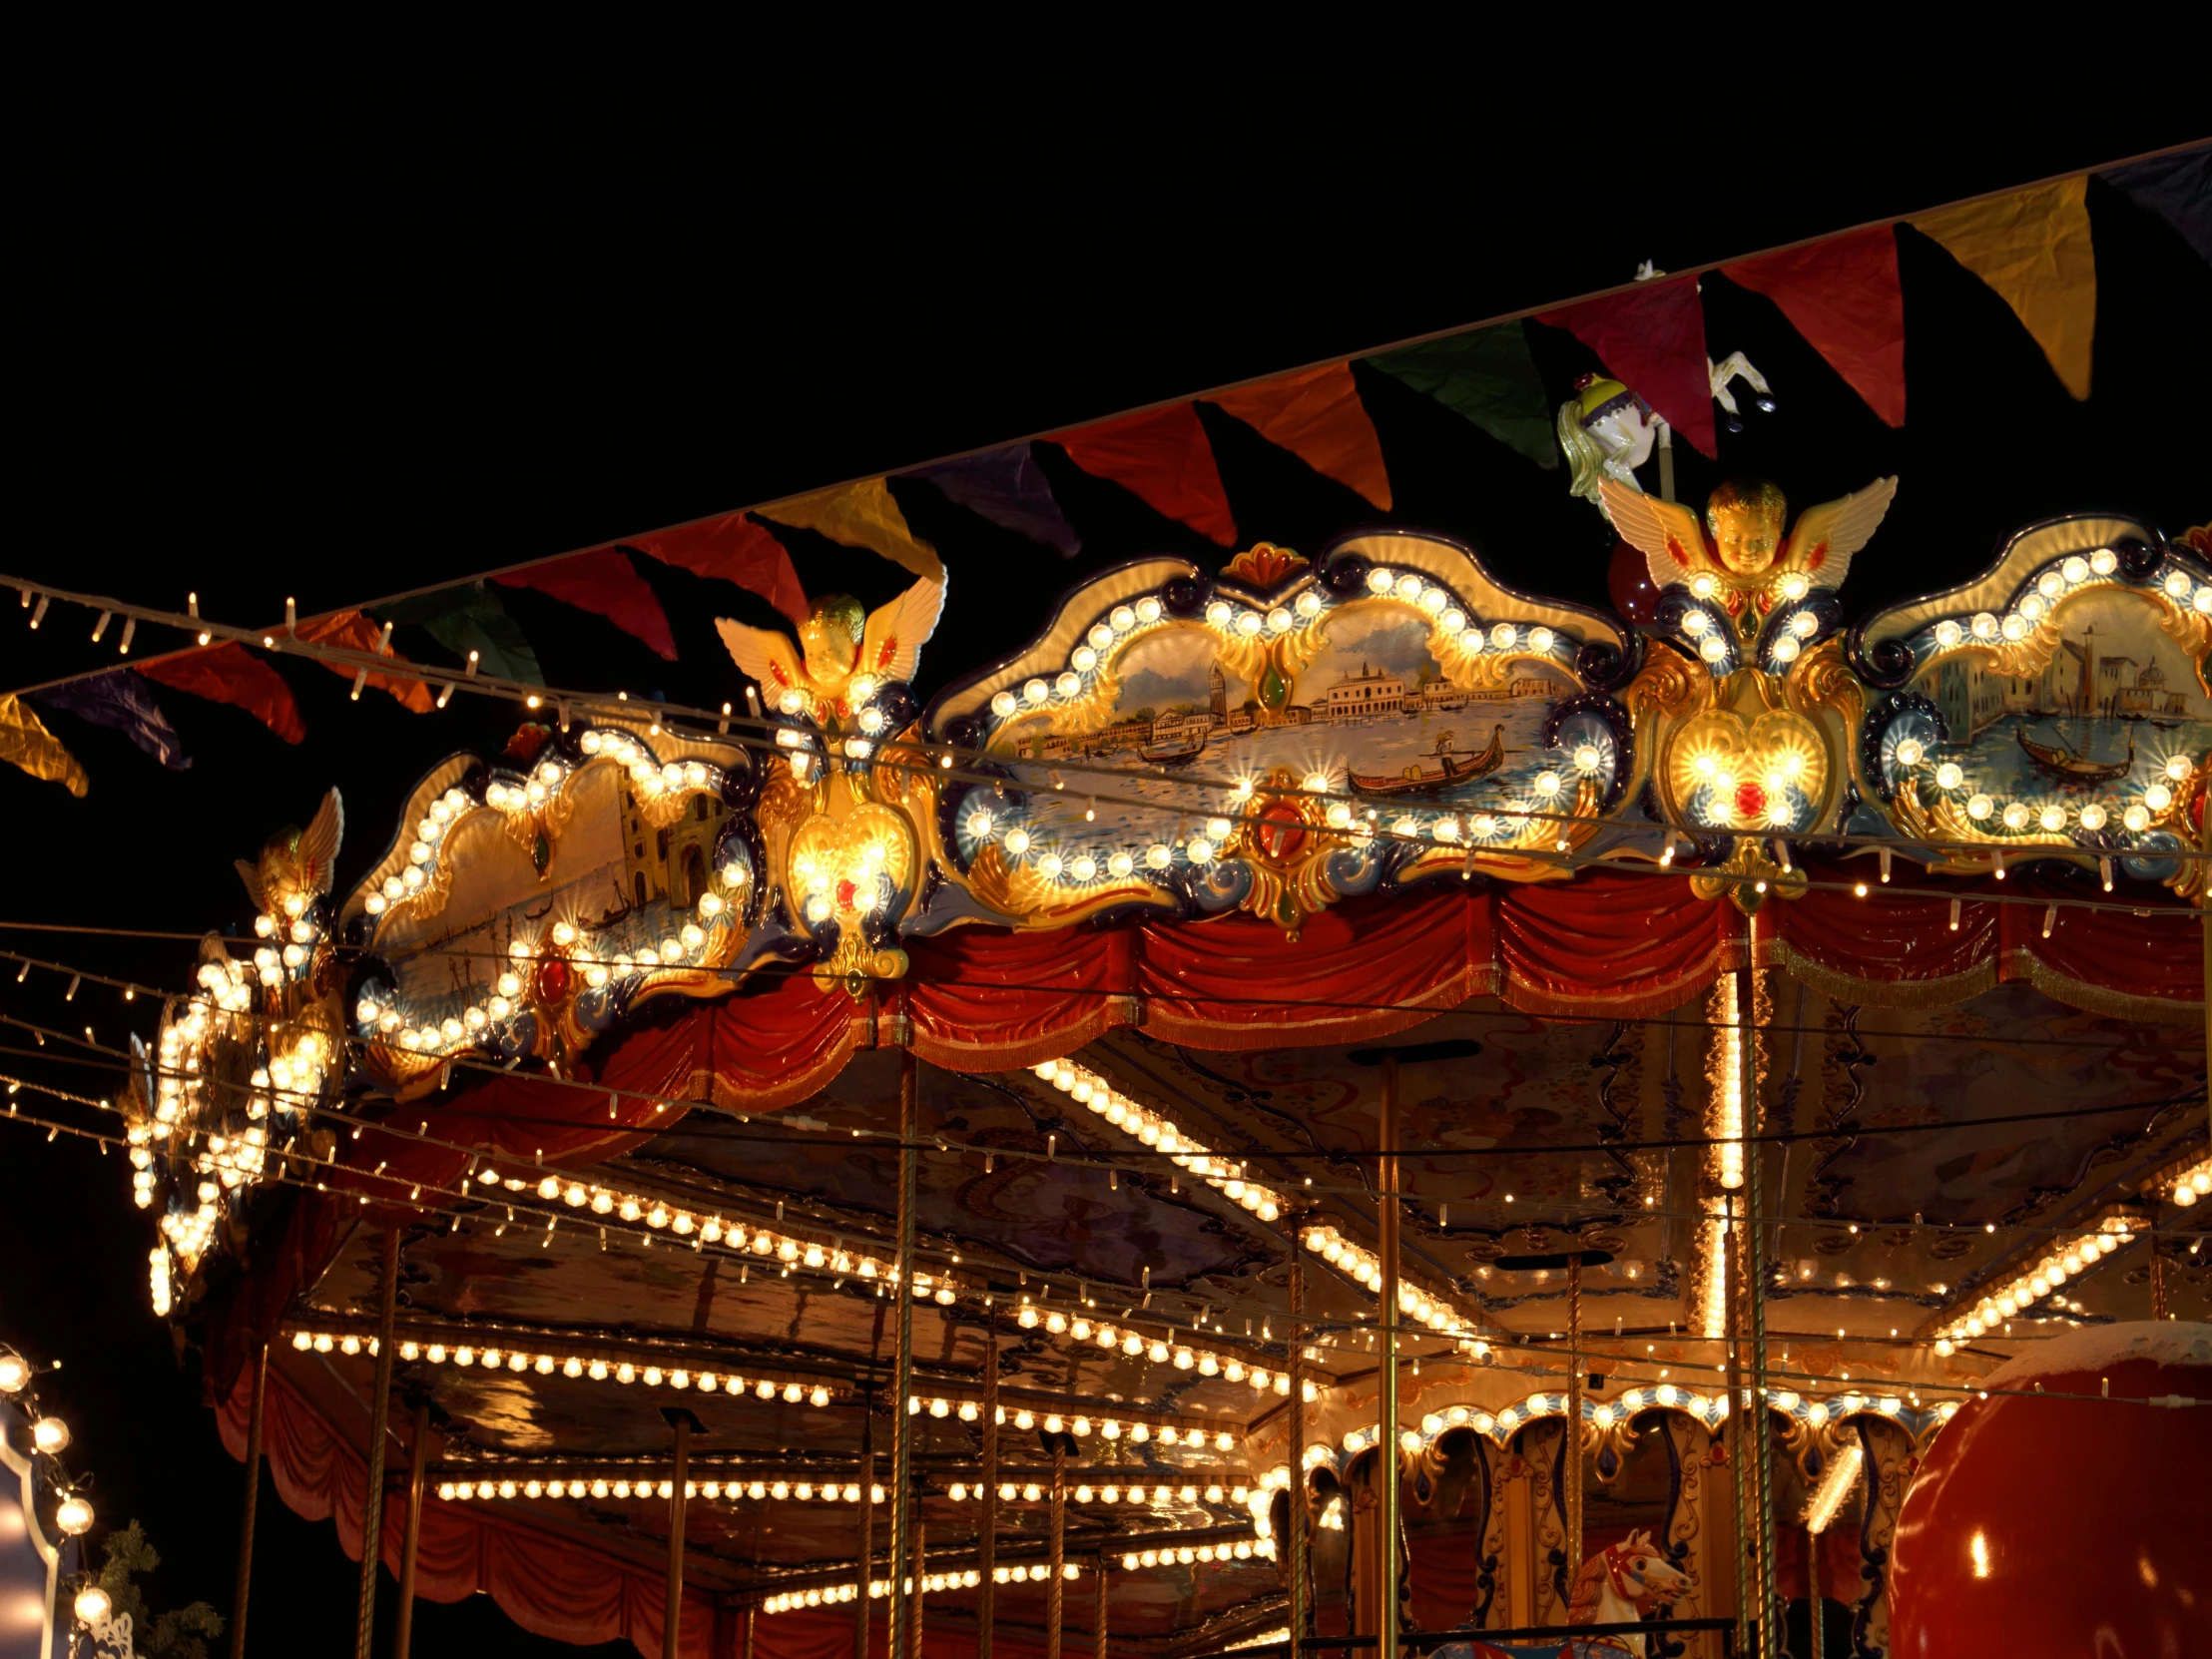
[[1913, 177, 2096, 400], [294, 611, 436, 712], [1055, 403, 1237, 547], [1210, 362, 1391, 509], [0, 693, 89, 796]]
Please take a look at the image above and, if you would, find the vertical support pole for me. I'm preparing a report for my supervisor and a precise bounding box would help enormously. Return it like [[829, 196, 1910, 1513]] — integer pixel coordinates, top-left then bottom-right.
[[355, 1228, 400, 1659], [745, 1606, 756, 1659], [1565, 1259, 1583, 1587], [2200, 803, 2210, 1146], [1094, 1555, 1108, 1659], [1287, 1232, 1309, 1655], [229, 1340, 269, 1659], [392, 1402, 429, 1659], [665, 1413, 692, 1659], [1657, 419, 1676, 504], [1047, 1442, 1067, 1659], [1739, 967, 1777, 1659], [855, 1397, 875, 1659], [979, 1338, 999, 1659], [1378, 1054, 1400, 1659], [905, 1517, 926, 1659], [1726, 1193, 1752, 1655], [890, 1051, 919, 1659], [1806, 1524, 1823, 1659]]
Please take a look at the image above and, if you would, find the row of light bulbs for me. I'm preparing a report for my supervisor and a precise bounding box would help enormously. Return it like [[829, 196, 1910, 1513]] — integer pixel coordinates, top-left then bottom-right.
[[1890, 742, 2192, 834], [1300, 1226, 1488, 1346], [763, 1563, 1085, 1616], [287, 1330, 839, 1406], [1120, 1537, 1272, 1572], [1036, 1058, 1289, 1222], [0, 1351, 97, 1547], [440, 1476, 882, 1503], [286, 1328, 1248, 1442], [909, 1394, 1244, 1450], [1932, 1217, 2135, 1348], [2167, 1156, 2212, 1207], [1926, 550, 2210, 659], [947, 1479, 1245, 1506]]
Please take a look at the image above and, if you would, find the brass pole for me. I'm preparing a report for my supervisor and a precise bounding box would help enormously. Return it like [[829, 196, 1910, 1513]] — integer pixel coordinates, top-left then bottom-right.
[[745, 1606, 756, 1659], [1740, 967, 1778, 1659], [1565, 1259, 1583, 1586], [355, 1228, 400, 1659], [1806, 1524, 1823, 1659], [978, 1337, 999, 1659], [855, 1398, 875, 1659], [905, 1517, 926, 1659], [665, 1413, 692, 1659], [228, 1341, 269, 1659], [1727, 1194, 1752, 1655], [1047, 1442, 1067, 1659], [392, 1402, 430, 1659], [2200, 803, 2209, 1147], [1094, 1555, 1108, 1659], [1287, 1233, 1308, 1654], [890, 1051, 920, 1659], [1378, 1054, 1400, 1659]]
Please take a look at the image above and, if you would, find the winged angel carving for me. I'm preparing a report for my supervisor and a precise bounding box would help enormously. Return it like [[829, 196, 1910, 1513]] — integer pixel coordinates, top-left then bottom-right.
[[1599, 475, 1897, 615], [715, 580, 946, 725], [234, 788, 343, 919]]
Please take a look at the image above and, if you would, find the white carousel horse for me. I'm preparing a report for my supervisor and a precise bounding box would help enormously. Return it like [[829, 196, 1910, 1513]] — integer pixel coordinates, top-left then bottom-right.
[[1562, 1530, 1696, 1655], [1440, 1530, 1696, 1659]]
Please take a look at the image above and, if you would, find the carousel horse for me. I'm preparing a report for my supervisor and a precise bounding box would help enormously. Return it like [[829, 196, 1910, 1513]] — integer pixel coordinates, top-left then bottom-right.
[[1437, 1531, 1695, 1659]]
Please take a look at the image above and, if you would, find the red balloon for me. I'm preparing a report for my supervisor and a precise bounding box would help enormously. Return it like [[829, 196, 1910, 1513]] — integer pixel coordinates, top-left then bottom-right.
[[1889, 1324, 2210, 1658], [1607, 536, 1661, 627]]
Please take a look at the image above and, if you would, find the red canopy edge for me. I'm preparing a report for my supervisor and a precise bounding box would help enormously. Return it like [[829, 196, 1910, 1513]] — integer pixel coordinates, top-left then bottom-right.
[[215, 1361, 1088, 1659]]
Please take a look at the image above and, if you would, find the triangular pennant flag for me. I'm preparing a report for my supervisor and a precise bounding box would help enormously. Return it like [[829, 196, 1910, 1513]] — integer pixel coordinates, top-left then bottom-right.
[[492, 549, 677, 660], [1723, 225, 1907, 426], [1913, 177, 2096, 399], [758, 478, 944, 580], [33, 671, 191, 770], [0, 693, 89, 796], [1054, 402, 1238, 546], [1209, 362, 1393, 508], [617, 512, 809, 629], [371, 591, 543, 686], [292, 610, 436, 711], [907, 444, 1082, 556], [1364, 323, 1555, 467], [139, 644, 307, 744], [2100, 149, 2211, 265], [1539, 277, 1717, 456]]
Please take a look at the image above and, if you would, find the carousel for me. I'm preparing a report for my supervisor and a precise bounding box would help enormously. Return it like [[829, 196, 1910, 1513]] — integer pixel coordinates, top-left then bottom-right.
[[8, 157, 2210, 1659]]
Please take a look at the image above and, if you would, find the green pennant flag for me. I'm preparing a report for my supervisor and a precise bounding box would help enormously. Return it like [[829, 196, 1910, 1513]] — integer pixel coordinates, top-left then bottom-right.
[[1365, 321, 1556, 468], [376, 585, 545, 685]]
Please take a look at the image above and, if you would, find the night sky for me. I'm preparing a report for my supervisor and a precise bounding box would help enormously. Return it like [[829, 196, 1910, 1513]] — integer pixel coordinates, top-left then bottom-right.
[[3, 105, 2206, 1655]]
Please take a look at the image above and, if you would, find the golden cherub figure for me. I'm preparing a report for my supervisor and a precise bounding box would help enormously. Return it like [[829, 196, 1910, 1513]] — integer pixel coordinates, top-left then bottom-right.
[[716, 578, 946, 723], [1600, 474, 1898, 616], [235, 788, 343, 919]]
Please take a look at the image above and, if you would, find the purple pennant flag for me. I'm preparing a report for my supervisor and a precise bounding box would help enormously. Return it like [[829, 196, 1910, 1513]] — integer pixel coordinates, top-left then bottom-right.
[[2102, 149, 2210, 265], [34, 669, 191, 770], [908, 442, 1082, 557]]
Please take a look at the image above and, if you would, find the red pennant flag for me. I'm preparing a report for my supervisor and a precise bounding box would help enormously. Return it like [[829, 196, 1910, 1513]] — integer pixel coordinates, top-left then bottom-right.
[[1055, 403, 1238, 546], [294, 611, 436, 712], [139, 644, 308, 744], [492, 549, 677, 659], [1210, 363, 1392, 509], [1724, 226, 1906, 427], [617, 512, 809, 629], [1539, 277, 1716, 457]]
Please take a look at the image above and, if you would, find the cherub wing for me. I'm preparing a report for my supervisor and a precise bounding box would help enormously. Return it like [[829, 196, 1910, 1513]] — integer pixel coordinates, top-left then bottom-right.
[[296, 788, 344, 898], [857, 576, 947, 686], [714, 619, 809, 703], [1598, 478, 1714, 590], [234, 858, 266, 912], [1781, 476, 1898, 592]]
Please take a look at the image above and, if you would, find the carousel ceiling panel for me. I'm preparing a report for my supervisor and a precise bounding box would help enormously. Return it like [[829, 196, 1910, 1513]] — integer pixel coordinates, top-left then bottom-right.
[[1787, 978, 2201, 1228]]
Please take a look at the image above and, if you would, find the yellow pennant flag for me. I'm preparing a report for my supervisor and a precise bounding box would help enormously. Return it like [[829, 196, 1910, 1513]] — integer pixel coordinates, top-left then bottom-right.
[[1913, 176, 2096, 399], [758, 478, 943, 581], [0, 693, 90, 797]]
